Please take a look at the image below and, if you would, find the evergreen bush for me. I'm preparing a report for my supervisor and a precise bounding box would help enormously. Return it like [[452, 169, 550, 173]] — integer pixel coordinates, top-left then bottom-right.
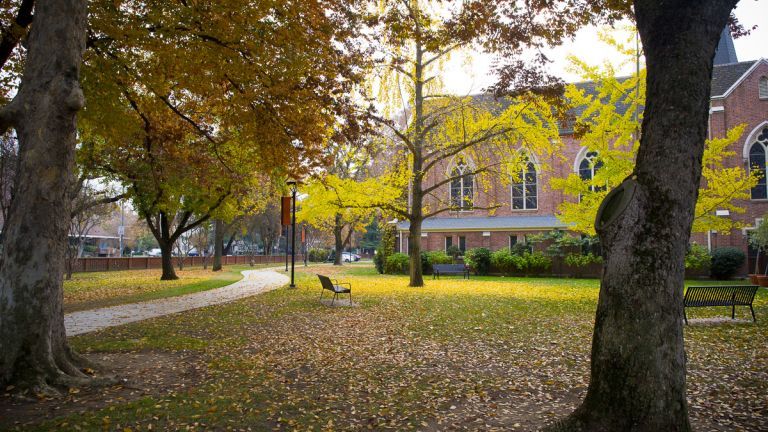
[[384, 253, 409, 274], [308, 248, 332, 262], [709, 247, 745, 280], [684, 243, 711, 270], [564, 253, 603, 267], [464, 247, 491, 275]]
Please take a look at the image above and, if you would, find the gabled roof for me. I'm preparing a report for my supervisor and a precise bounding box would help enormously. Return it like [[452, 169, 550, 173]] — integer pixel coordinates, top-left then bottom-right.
[[397, 215, 567, 231], [711, 60, 760, 98]]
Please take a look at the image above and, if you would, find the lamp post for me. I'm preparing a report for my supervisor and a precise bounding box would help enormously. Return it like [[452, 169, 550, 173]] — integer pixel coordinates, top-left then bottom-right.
[[287, 180, 298, 288]]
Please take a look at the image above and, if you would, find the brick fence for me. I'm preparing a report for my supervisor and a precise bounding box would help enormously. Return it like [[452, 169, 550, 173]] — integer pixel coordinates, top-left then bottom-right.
[[73, 255, 305, 273]]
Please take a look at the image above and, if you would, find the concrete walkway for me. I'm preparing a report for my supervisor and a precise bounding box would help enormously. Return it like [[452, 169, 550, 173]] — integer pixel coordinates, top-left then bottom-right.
[[65, 269, 289, 336]]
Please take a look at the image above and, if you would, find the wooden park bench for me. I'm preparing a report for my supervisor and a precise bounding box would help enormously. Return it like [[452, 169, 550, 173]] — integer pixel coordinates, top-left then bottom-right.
[[683, 285, 758, 324], [317, 274, 352, 306], [432, 264, 469, 280]]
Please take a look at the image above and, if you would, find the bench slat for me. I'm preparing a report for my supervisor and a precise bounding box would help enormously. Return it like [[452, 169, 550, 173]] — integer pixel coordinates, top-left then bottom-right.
[[683, 285, 758, 323]]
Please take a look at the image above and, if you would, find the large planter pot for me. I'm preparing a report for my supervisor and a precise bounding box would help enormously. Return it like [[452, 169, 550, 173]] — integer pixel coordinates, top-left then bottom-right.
[[756, 275, 768, 287], [749, 274, 760, 285]]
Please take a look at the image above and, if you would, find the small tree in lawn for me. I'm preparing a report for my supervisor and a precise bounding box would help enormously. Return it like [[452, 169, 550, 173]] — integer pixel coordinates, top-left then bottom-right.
[[298, 175, 376, 266], [748, 218, 768, 275], [367, 0, 563, 286]]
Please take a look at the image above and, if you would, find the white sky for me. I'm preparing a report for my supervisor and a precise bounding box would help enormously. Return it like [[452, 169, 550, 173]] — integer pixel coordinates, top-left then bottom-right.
[[443, 0, 768, 94]]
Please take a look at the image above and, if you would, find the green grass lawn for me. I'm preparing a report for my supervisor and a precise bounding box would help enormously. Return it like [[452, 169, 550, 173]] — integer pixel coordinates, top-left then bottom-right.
[[6, 264, 765, 431]]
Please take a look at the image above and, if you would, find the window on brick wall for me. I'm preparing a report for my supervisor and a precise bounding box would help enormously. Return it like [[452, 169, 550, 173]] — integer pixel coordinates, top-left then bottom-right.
[[450, 157, 474, 210], [459, 236, 466, 252], [578, 151, 605, 192], [445, 236, 453, 251], [760, 76, 768, 99], [749, 127, 768, 199], [509, 235, 518, 250], [512, 153, 538, 210]]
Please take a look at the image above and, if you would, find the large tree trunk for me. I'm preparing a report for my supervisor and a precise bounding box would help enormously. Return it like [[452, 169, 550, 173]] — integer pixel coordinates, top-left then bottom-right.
[[333, 214, 343, 266], [157, 212, 178, 280], [0, 0, 103, 392], [407, 216, 423, 286], [548, 2, 736, 431], [407, 40, 425, 287], [212, 219, 223, 271]]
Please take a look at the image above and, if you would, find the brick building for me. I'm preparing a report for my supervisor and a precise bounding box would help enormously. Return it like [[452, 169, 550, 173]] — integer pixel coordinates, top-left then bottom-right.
[[397, 32, 768, 275]]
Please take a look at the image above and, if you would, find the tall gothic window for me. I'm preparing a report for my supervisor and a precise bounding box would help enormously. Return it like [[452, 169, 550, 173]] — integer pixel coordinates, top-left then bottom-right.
[[749, 127, 768, 199], [512, 154, 537, 209], [579, 151, 604, 192], [450, 158, 473, 210]]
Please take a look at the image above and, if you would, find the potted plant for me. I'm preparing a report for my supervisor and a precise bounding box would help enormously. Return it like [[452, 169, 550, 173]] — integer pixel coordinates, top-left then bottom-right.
[[748, 216, 768, 285]]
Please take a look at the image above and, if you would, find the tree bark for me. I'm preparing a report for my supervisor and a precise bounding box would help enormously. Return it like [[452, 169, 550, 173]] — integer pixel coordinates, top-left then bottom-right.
[[212, 219, 223, 271], [0, 0, 106, 392], [548, 1, 736, 431], [408, 215, 424, 286], [407, 39, 425, 287], [333, 214, 343, 266], [156, 212, 178, 280]]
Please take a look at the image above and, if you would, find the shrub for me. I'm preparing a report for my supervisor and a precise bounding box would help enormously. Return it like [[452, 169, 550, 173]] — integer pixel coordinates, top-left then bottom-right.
[[308, 248, 332, 263], [373, 251, 384, 274], [491, 249, 525, 275], [710, 247, 745, 280], [510, 242, 530, 256], [384, 253, 410, 274], [374, 224, 397, 274], [565, 253, 603, 267], [524, 251, 552, 273], [464, 247, 492, 275], [420, 252, 431, 275], [425, 251, 452, 265], [684, 243, 711, 270]]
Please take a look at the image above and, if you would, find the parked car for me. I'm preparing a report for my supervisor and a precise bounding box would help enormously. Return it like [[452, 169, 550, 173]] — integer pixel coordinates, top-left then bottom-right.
[[341, 252, 361, 262], [147, 248, 162, 257]]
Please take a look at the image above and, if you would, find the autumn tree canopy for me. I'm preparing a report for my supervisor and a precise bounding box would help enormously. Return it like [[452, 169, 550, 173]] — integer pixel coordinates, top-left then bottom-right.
[[80, 0, 373, 279]]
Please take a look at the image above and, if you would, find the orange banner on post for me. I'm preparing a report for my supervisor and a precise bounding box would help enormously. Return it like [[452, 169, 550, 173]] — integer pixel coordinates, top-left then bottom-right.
[[301, 225, 306, 243], [281, 196, 291, 226]]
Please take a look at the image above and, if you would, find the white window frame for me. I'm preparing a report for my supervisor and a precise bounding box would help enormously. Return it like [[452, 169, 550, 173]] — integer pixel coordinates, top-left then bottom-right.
[[511, 155, 538, 210], [449, 159, 474, 211], [748, 126, 768, 200], [760, 76, 768, 99]]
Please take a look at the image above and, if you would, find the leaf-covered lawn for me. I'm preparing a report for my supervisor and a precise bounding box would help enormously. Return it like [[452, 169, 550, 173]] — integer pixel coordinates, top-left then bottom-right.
[[6, 264, 765, 431], [63, 266, 251, 312]]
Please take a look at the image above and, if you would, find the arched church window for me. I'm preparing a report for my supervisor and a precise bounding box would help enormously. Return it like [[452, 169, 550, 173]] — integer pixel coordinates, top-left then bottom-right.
[[749, 127, 768, 199], [578, 151, 604, 192], [450, 157, 473, 210], [512, 153, 537, 210]]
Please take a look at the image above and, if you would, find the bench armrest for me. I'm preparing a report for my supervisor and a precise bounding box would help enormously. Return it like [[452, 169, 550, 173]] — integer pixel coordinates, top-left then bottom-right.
[[332, 279, 352, 288]]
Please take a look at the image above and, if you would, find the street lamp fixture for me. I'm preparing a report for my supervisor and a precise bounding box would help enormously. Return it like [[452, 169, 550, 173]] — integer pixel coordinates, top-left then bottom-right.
[[287, 180, 299, 288]]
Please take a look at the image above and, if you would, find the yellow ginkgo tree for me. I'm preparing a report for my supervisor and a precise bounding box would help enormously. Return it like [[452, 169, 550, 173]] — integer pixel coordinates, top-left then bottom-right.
[[550, 31, 756, 236]]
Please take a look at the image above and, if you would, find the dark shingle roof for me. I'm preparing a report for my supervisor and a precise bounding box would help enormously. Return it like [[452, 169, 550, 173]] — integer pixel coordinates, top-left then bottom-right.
[[397, 215, 567, 231], [467, 60, 759, 132], [711, 60, 757, 97]]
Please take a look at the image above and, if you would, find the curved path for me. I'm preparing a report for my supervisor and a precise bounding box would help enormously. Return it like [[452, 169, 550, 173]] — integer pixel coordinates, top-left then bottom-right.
[[65, 269, 289, 336]]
